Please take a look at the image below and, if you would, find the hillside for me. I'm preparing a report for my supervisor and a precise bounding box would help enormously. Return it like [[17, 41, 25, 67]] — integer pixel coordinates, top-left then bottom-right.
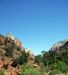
[[50, 39, 68, 51], [0, 33, 35, 75], [35, 40, 68, 75], [0, 33, 68, 75]]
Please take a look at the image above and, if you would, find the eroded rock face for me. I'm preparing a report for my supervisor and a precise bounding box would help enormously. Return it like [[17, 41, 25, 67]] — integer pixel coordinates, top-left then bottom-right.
[[0, 33, 35, 75], [50, 39, 68, 51], [4, 67, 20, 75], [0, 37, 5, 45], [0, 59, 3, 70], [0, 57, 21, 75], [14, 38, 22, 48]]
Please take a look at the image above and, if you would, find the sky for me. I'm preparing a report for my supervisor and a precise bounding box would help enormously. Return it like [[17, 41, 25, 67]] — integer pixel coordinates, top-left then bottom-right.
[[0, 0, 68, 55]]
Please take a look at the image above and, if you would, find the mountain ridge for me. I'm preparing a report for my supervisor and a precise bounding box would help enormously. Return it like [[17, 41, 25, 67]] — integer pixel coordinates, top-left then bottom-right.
[[0, 33, 35, 75], [50, 39, 68, 51]]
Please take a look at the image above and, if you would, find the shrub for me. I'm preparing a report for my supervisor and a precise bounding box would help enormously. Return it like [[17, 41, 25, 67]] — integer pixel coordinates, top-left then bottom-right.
[[35, 54, 42, 65], [50, 60, 68, 73], [5, 44, 15, 56], [11, 58, 19, 67], [23, 68, 40, 75], [39, 63, 46, 74], [49, 69, 61, 75], [21, 65, 45, 75], [0, 71, 4, 75], [61, 65, 68, 73], [18, 51, 29, 65], [19, 55, 27, 65], [12, 51, 29, 66]]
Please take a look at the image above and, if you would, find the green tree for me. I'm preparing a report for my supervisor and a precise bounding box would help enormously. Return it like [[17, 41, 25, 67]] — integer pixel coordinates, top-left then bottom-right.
[[5, 44, 15, 57], [35, 54, 42, 65], [12, 50, 29, 66]]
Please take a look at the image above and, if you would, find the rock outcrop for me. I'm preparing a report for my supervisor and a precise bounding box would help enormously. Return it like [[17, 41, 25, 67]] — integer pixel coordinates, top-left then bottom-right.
[[0, 33, 35, 75], [5, 32, 14, 40], [50, 39, 68, 51]]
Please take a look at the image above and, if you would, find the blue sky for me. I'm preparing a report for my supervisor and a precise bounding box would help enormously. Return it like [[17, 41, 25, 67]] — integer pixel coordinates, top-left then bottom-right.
[[0, 0, 68, 55]]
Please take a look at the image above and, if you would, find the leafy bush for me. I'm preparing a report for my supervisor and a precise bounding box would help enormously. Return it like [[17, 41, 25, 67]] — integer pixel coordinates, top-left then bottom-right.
[[19, 55, 27, 65], [5, 44, 15, 56], [49, 69, 61, 75], [35, 54, 42, 65], [50, 60, 68, 73], [18, 51, 29, 65], [21, 65, 45, 75], [0, 71, 4, 75], [12, 55, 27, 67], [39, 63, 46, 73], [11, 58, 19, 67], [12, 50, 29, 67], [61, 65, 68, 73]]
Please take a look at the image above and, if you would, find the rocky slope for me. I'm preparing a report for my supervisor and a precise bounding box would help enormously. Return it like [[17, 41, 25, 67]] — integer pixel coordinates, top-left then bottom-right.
[[50, 39, 68, 51], [0, 33, 35, 75]]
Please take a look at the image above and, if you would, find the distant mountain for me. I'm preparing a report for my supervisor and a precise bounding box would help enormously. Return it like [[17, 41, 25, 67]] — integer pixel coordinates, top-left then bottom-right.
[[42, 39, 68, 74], [50, 39, 68, 51]]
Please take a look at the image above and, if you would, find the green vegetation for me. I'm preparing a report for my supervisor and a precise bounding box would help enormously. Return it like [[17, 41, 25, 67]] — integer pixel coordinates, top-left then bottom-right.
[[35, 54, 42, 65], [12, 50, 29, 67], [35, 47, 68, 74], [0, 71, 4, 75], [21, 65, 45, 75], [5, 44, 15, 56], [0, 33, 68, 75]]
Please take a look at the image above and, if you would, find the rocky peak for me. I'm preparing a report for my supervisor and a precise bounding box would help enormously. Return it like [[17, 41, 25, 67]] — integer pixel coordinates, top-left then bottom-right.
[[0, 33, 35, 75], [5, 32, 14, 40], [50, 39, 68, 51]]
